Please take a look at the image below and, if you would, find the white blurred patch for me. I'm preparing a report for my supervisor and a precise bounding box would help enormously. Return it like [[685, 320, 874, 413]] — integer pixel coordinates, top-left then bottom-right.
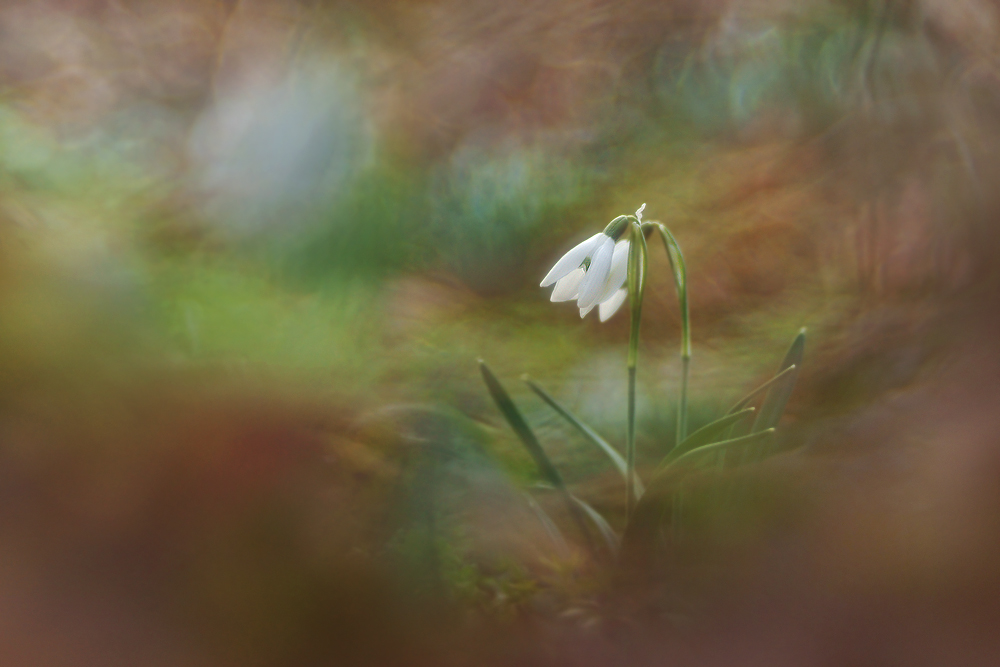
[[188, 57, 374, 238]]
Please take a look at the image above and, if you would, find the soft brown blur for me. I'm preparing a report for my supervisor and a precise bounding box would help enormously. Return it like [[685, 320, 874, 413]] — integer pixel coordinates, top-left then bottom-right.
[[3, 0, 1000, 665]]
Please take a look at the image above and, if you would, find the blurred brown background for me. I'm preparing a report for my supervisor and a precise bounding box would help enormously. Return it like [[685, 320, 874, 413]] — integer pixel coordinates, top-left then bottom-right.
[[2, 0, 1000, 665]]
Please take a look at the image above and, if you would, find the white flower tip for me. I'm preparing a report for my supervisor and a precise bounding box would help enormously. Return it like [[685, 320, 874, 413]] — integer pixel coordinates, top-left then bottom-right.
[[635, 203, 646, 221], [539, 233, 603, 287], [598, 288, 628, 322], [550, 268, 585, 302], [575, 236, 615, 309]]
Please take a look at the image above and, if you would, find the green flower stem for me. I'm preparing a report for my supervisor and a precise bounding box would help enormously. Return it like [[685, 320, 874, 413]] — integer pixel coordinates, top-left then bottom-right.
[[642, 222, 690, 447], [679, 355, 690, 444], [625, 218, 648, 521]]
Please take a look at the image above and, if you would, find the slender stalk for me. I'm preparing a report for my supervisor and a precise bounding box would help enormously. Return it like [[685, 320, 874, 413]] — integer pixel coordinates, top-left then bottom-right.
[[625, 218, 648, 521], [643, 222, 690, 448], [626, 365, 637, 518], [678, 354, 690, 443]]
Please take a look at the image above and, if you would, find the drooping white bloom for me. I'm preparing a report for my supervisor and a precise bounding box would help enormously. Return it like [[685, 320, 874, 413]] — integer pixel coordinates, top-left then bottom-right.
[[540, 215, 633, 322]]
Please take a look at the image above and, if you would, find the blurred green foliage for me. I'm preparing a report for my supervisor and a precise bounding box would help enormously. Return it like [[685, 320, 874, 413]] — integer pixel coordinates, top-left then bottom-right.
[[0, 0, 935, 436]]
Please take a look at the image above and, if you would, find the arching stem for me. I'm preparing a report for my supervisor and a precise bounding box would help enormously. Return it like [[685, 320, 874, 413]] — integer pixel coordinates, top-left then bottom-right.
[[642, 222, 690, 447]]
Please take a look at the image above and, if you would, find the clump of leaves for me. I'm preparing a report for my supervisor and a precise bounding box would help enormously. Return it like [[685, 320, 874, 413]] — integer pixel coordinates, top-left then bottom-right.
[[478, 212, 806, 570]]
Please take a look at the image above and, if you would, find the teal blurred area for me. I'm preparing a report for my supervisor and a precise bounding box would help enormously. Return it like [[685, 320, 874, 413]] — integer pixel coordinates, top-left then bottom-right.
[[3, 0, 1000, 665]]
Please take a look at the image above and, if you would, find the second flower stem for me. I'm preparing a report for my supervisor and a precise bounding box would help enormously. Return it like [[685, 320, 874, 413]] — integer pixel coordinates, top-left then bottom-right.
[[644, 222, 690, 447]]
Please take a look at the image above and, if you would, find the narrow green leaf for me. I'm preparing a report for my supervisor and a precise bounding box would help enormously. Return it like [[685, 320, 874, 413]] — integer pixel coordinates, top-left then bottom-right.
[[570, 494, 620, 556], [751, 367, 799, 434], [524, 493, 569, 554], [657, 407, 756, 468], [621, 429, 775, 567], [778, 327, 806, 374], [751, 328, 806, 433], [669, 428, 776, 469], [726, 365, 797, 415], [479, 360, 599, 559], [479, 360, 564, 489], [524, 377, 645, 497], [637, 429, 776, 523]]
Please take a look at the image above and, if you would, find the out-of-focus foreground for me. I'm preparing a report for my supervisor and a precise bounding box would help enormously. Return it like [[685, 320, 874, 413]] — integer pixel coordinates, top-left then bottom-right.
[[2, 0, 1000, 665]]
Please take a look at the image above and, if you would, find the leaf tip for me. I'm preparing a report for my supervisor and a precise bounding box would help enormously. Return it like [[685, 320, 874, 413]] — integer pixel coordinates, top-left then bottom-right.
[[478, 359, 497, 384]]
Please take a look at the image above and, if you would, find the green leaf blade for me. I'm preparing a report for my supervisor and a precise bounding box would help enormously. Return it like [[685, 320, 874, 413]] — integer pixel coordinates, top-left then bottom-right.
[[751, 328, 806, 433], [570, 494, 620, 556], [524, 377, 645, 497], [726, 365, 797, 415], [480, 360, 601, 560], [658, 407, 756, 469], [670, 428, 776, 469], [478, 360, 564, 489]]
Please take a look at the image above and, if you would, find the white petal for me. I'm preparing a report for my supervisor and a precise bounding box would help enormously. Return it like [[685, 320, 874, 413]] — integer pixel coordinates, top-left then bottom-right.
[[550, 268, 585, 302], [579, 304, 595, 318], [596, 240, 629, 304], [575, 236, 615, 309], [539, 233, 604, 287], [599, 289, 628, 322]]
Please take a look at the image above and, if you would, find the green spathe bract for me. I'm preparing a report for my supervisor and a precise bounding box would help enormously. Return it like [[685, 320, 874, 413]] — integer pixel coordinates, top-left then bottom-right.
[[603, 214, 631, 240], [479, 205, 806, 571]]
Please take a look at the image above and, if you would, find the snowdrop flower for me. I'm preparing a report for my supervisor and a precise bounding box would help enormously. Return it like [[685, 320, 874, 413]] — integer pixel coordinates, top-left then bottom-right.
[[540, 213, 635, 322]]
